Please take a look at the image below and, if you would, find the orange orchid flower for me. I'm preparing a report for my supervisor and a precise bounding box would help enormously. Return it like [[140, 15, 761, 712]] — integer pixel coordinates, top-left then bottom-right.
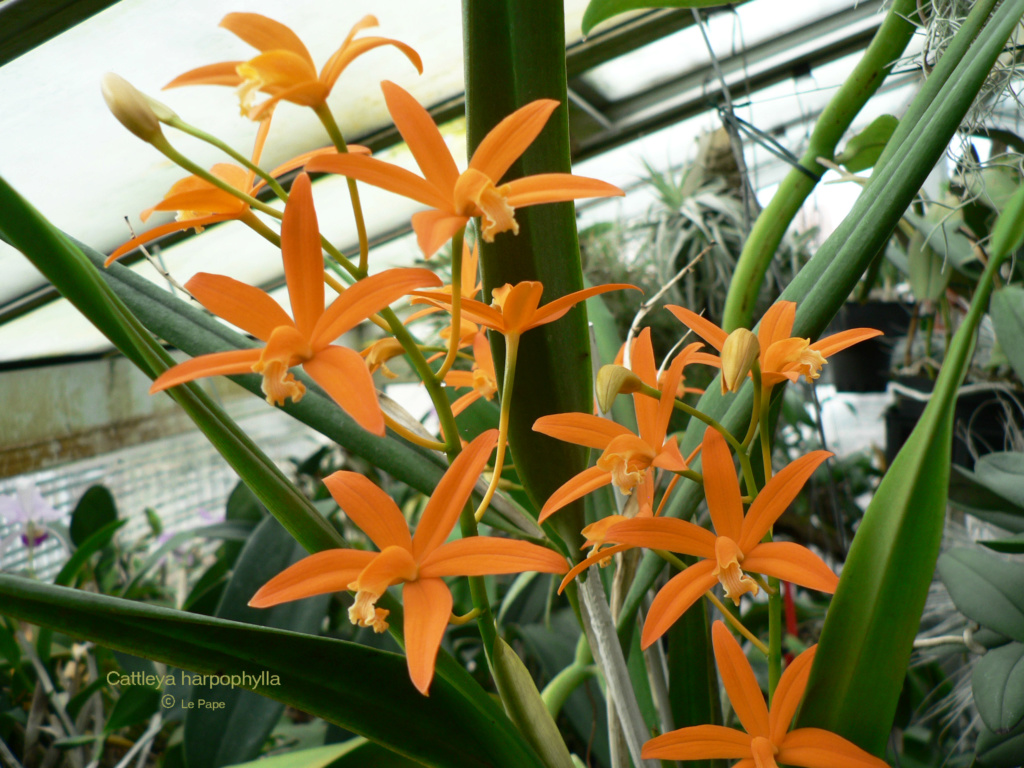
[[414, 280, 638, 340], [249, 430, 567, 694], [105, 119, 370, 264], [306, 81, 625, 257], [667, 301, 882, 390], [603, 426, 836, 648], [361, 337, 407, 379], [444, 332, 498, 416], [644, 622, 887, 768], [534, 329, 699, 524], [148, 173, 440, 435], [164, 14, 422, 121]]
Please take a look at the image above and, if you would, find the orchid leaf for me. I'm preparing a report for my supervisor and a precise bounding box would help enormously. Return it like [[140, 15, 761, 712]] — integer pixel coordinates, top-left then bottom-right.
[[0, 574, 545, 768], [975, 452, 1024, 508], [992, 286, 1024, 381], [982, 535, 1024, 554], [465, 0, 588, 554], [938, 548, 1024, 643], [977, 717, 1024, 768], [69, 485, 118, 547], [950, 462, 1024, 532], [221, 740, 422, 768], [835, 114, 899, 173], [972, 641, 1024, 734]]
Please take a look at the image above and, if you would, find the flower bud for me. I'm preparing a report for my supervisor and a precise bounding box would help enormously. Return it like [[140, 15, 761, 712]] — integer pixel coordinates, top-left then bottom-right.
[[596, 364, 644, 413], [101, 73, 164, 143], [720, 328, 760, 394]]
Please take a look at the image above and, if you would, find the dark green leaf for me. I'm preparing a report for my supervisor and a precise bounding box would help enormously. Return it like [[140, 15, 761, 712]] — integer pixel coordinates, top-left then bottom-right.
[[105, 685, 161, 733], [55, 519, 125, 588], [582, 0, 732, 35], [992, 286, 1024, 381], [982, 534, 1024, 553], [938, 548, 1024, 641], [70, 485, 118, 548], [184, 516, 330, 768], [0, 574, 544, 768], [988, 178, 1024, 258], [977, 716, 1024, 768], [973, 641, 1024, 733]]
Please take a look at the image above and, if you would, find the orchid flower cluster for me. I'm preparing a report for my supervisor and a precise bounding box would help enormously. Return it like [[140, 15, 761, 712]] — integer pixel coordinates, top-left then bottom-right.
[[102, 12, 887, 766]]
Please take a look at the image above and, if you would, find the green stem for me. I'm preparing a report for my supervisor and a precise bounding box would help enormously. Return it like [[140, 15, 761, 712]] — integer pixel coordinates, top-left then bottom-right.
[[435, 227, 466, 382], [166, 117, 289, 202], [742, 373, 762, 449], [314, 104, 370, 272], [720, 0, 919, 331], [758, 380, 774, 484], [475, 333, 519, 520], [151, 137, 283, 220], [768, 574, 782, 703], [541, 662, 597, 717], [240, 211, 282, 248]]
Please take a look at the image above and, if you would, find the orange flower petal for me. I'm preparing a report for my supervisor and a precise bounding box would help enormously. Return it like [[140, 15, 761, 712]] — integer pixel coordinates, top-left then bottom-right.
[[653, 344, 689, 444], [321, 37, 422, 92], [402, 578, 453, 695], [419, 537, 566, 577], [220, 12, 314, 63], [740, 450, 832, 551], [149, 186, 246, 216], [533, 412, 633, 449], [558, 543, 633, 593], [651, 436, 689, 473], [666, 305, 728, 351], [379, 81, 459, 195], [527, 283, 639, 331], [809, 327, 884, 358], [106, 214, 235, 265], [247, 548, 376, 607], [469, 99, 559, 182], [642, 724, 754, 760], [758, 300, 796, 349], [603, 517, 717, 559], [712, 621, 771, 739], [243, 50, 320, 89], [302, 345, 384, 436], [769, 644, 817, 743], [701, 427, 744, 541], [449, 390, 481, 417], [410, 292, 506, 332], [630, 328, 660, 439], [185, 273, 294, 342], [322, 471, 412, 552], [641, 560, 718, 648], [504, 173, 624, 207], [280, 174, 324, 338], [164, 62, 245, 90], [412, 430, 498, 560], [306, 154, 452, 210], [411, 210, 469, 258], [778, 728, 890, 768], [149, 349, 262, 393], [741, 542, 839, 594], [538, 466, 614, 523], [312, 267, 440, 348], [498, 281, 545, 333]]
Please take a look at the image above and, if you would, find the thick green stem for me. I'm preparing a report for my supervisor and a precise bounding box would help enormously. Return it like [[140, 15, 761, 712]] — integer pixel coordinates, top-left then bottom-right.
[[435, 227, 466, 382], [767, 575, 782, 703], [314, 104, 370, 272], [721, 0, 919, 331]]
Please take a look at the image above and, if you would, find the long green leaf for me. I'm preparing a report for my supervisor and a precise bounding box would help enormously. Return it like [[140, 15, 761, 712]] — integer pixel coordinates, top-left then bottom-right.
[[581, 0, 729, 36], [0, 175, 344, 555], [464, 0, 588, 554], [0, 574, 545, 768]]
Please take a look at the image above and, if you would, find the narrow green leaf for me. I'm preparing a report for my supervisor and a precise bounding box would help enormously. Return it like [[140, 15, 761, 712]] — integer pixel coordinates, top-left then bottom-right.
[[667, 597, 721, 767], [55, 519, 125, 588], [992, 286, 1024, 380], [0, 574, 545, 768], [221, 739, 423, 768], [973, 641, 1024, 734], [950, 463, 1024, 531], [836, 114, 899, 172], [938, 548, 1024, 642], [581, 0, 732, 35], [184, 516, 330, 768], [990, 183, 1024, 259], [105, 684, 161, 733], [70, 485, 118, 547], [465, 0, 588, 554], [0, 175, 343, 556], [982, 535, 1024, 554]]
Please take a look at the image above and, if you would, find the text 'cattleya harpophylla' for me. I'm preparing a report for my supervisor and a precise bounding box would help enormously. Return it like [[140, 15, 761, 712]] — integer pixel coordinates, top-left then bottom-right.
[[148, 173, 441, 435], [249, 430, 568, 695], [164, 13, 422, 120], [643, 622, 889, 768], [604, 426, 838, 648], [306, 81, 625, 257]]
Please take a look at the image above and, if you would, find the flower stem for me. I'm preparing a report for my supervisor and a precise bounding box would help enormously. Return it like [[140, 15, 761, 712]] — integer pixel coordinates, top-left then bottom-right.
[[768, 575, 782, 703], [475, 333, 519, 521], [434, 227, 465, 382], [314, 104, 370, 272], [758, 378, 774, 483], [382, 413, 447, 451], [666, 392, 757, 492]]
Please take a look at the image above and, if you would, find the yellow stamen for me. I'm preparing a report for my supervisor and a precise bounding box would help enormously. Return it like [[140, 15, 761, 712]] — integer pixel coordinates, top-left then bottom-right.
[[595, 442, 652, 495], [251, 325, 311, 406], [795, 344, 828, 381], [713, 537, 759, 605], [235, 63, 264, 117], [472, 367, 497, 400], [475, 182, 518, 241], [347, 589, 390, 633]]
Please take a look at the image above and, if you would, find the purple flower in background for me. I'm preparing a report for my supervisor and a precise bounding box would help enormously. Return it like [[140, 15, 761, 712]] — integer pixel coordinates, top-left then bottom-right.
[[0, 480, 66, 560]]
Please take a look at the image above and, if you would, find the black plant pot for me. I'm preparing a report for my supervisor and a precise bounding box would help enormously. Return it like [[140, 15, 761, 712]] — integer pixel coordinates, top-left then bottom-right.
[[826, 301, 911, 392], [884, 376, 1022, 469]]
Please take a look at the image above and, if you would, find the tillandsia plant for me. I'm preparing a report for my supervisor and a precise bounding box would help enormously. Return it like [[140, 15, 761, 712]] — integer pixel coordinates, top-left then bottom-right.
[[1, 2, 1024, 767]]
